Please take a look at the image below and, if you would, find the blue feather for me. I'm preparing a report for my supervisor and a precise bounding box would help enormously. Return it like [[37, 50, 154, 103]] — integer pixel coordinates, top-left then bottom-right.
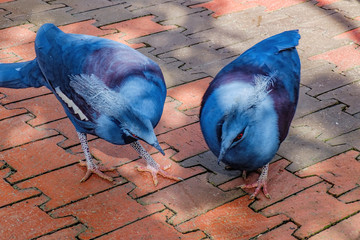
[[200, 30, 301, 171]]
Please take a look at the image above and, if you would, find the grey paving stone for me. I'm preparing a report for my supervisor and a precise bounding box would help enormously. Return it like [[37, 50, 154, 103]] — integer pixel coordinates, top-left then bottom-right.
[[321, 0, 360, 19], [278, 125, 351, 172], [50, 0, 118, 14], [327, 128, 360, 151], [292, 104, 360, 142]]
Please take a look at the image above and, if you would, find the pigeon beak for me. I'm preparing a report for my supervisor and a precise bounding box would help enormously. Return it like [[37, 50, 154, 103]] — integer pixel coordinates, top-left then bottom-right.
[[151, 140, 165, 156], [218, 138, 232, 165], [218, 148, 226, 165]]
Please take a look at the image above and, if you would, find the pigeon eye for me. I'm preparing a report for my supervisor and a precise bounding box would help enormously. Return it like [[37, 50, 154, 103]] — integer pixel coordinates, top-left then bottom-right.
[[236, 133, 243, 140], [132, 133, 137, 138]]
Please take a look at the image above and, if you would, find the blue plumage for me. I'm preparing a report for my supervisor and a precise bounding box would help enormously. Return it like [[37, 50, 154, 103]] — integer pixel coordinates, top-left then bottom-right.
[[0, 23, 179, 184], [200, 30, 301, 198]]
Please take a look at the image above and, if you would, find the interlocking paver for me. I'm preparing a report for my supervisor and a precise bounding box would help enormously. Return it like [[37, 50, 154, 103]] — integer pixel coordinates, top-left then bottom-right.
[[0, 87, 51, 104], [257, 222, 298, 240], [51, 183, 165, 240], [37, 224, 85, 240], [338, 187, 360, 203]]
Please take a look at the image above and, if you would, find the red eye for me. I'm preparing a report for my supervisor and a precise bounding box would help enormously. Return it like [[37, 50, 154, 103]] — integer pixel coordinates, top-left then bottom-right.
[[132, 134, 137, 138], [235, 133, 243, 141]]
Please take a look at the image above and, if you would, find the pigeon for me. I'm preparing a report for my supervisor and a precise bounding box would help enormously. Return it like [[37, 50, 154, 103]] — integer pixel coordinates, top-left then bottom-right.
[[0, 23, 181, 185], [200, 30, 301, 199]]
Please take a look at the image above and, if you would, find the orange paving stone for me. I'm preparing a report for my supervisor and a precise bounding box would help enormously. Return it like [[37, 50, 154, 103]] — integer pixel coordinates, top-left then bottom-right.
[[0, 104, 26, 119], [0, 167, 40, 207], [309, 44, 360, 72], [6, 42, 35, 61], [335, 27, 360, 45], [308, 212, 360, 240], [140, 174, 244, 225], [0, 114, 57, 150], [158, 122, 208, 162], [316, 0, 341, 7], [16, 163, 123, 210], [0, 195, 76, 239], [51, 183, 165, 240], [191, 0, 306, 17], [6, 94, 67, 126], [219, 159, 322, 210], [119, 148, 206, 198], [101, 16, 177, 48], [0, 87, 51, 104], [177, 196, 289, 239], [37, 224, 85, 240], [98, 210, 206, 239], [1, 136, 83, 183], [338, 187, 360, 203], [0, 24, 36, 49], [257, 222, 298, 240], [155, 98, 199, 135], [297, 151, 360, 196], [59, 19, 115, 36], [262, 182, 360, 239]]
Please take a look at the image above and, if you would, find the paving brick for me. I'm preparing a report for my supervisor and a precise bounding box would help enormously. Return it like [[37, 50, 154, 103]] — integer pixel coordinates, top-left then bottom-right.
[[158, 122, 208, 162], [119, 148, 206, 198], [1, 136, 83, 183], [335, 26, 360, 45], [327, 128, 360, 150], [309, 212, 360, 240], [338, 187, 360, 203], [0, 24, 35, 49], [309, 44, 360, 72], [318, 81, 360, 115], [177, 196, 288, 239], [0, 114, 57, 151], [297, 151, 360, 196], [0, 195, 76, 239], [316, 0, 341, 7], [140, 174, 244, 225], [16, 163, 123, 211], [0, 87, 51, 105], [262, 182, 360, 239], [0, 167, 40, 207], [0, 104, 26, 119], [155, 98, 199, 135], [256, 222, 298, 240], [5, 42, 35, 61], [219, 159, 322, 209], [278, 125, 351, 172], [51, 183, 165, 240], [59, 19, 115, 36], [97, 210, 206, 239], [321, 0, 360, 19], [6, 94, 67, 126], [293, 104, 360, 141], [37, 224, 85, 240], [167, 77, 212, 111], [51, 0, 116, 14]]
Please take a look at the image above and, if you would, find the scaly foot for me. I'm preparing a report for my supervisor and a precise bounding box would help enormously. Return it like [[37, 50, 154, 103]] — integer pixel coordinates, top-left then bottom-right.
[[135, 163, 182, 186], [240, 164, 270, 199], [78, 160, 116, 182]]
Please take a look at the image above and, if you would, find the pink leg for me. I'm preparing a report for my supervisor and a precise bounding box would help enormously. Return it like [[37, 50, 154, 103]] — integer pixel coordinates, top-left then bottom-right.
[[77, 132, 116, 182], [240, 164, 271, 199], [130, 141, 182, 186]]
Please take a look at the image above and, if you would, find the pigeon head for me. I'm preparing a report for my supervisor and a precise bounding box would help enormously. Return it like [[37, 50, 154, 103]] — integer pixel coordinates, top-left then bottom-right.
[[215, 74, 280, 170]]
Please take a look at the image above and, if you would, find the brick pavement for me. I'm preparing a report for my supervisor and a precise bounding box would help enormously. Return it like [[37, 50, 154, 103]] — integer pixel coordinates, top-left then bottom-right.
[[0, 0, 360, 239]]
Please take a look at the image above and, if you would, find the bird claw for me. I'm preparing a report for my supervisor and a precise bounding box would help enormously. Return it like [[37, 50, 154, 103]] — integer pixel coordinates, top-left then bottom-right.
[[79, 160, 116, 182], [135, 164, 183, 186], [240, 181, 271, 199]]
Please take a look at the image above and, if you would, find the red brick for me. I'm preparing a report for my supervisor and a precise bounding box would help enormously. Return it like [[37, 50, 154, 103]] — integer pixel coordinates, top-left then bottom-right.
[[119, 148, 206, 198], [6, 42, 36, 61], [59, 20, 115, 36], [0, 104, 26, 120], [140, 174, 244, 225], [335, 27, 360, 45], [158, 122, 208, 162], [297, 151, 360, 196], [257, 222, 298, 240], [338, 187, 360, 203], [0, 24, 36, 49], [262, 182, 360, 239], [155, 98, 198, 135], [2, 136, 83, 183], [37, 225, 85, 240], [0, 114, 57, 150], [177, 196, 288, 239], [0, 87, 51, 104], [6, 94, 66, 126], [316, 0, 341, 7], [219, 159, 322, 210], [101, 16, 176, 48], [167, 77, 212, 111], [0, 168, 40, 207], [191, 0, 306, 17], [98, 210, 206, 240], [16, 163, 123, 211], [309, 212, 360, 240], [309, 44, 360, 72], [0, 195, 76, 239], [0, 0, 14, 3], [51, 183, 164, 239]]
